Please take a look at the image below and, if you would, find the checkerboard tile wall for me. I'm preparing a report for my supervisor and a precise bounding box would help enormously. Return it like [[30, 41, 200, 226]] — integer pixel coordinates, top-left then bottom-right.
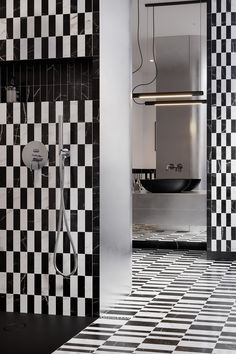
[[0, 100, 99, 317], [208, 0, 236, 255], [0, 0, 99, 60]]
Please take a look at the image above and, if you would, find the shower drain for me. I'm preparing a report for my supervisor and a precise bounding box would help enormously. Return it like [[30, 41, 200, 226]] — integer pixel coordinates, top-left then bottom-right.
[[3, 322, 27, 332]]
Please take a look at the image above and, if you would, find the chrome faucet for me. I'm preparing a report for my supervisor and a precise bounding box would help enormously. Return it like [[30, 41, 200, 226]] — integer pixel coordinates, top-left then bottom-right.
[[166, 163, 183, 172], [176, 163, 183, 172], [166, 163, 176, 171]]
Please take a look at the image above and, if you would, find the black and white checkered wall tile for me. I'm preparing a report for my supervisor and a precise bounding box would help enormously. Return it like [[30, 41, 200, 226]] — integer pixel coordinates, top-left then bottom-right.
[[208, 0, 236, 255], [0, 0, 99, 60], [0, 100, 99, 316]]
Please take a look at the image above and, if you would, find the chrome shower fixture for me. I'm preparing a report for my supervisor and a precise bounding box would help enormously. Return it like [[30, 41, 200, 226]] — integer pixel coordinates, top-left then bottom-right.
[[53, 115, 78, 277], [22, 141, 48, 171]]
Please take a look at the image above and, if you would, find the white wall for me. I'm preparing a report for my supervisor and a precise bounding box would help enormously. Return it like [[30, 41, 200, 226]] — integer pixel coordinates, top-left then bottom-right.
[[100, 0, 132, 313], [132, 74, 156, 168]]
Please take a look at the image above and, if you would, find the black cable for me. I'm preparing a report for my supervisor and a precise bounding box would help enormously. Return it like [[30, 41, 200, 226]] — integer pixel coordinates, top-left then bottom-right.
[[133, 7, 158, 105], [133, 0, 144, 74]]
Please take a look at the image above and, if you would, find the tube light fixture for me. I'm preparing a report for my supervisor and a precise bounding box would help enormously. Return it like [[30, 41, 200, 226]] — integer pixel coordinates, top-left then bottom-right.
[[145, 99, 207, 106], [145, 1, 207, 8], [133, 91, 204, 99]]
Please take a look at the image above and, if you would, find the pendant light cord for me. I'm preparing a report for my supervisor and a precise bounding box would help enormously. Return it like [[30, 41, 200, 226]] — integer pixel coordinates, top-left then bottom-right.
[[133, 0, 143, 74], [133, 7, 158, 105]]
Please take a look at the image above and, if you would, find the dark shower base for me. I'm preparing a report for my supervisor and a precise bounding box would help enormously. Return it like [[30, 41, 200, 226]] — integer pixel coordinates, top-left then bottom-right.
[[133, 239, 207, 250], [0, 311, 95, 354]]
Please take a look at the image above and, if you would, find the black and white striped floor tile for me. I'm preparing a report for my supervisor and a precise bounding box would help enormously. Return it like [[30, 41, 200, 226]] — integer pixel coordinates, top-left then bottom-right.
[[133, 229, 207, 243], [53, 250, 236, 354]]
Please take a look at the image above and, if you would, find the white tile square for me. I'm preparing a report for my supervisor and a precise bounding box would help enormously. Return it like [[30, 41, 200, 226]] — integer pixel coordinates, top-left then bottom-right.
[[48, 0, 56, 15], [48, 37, 56, 59], [27, 17, 35, 38], [13, 273, 20, 294], [34, 1, 42, 16], [63, 36, 71, 58], [34, 38, 42, 59], [70, 14, 78, 35], [85, 13, 93, 34], [20, 253, 28, 273], [20, 0, 28, 17], [56, 14, 63, 36], [41, 16, 49, 38], [6, 0, 14, 18], [34, 296, 42, 315], [78, 298, 85, 316], [13, 18, 20, 39], [78, 35, 85, 56], [70, 276, 78, 297], [34, 252, 42, 274], [63, 1, 71, 14], [27, 231, 34, 253], [0, 230, 6, 251], [20, 295, 28, 314], [0, 19, 6, 40], [85, 101, 93, 122], [20, 38, 28, 60], [85, 276, 92, 298], [6, 294, 14, 312], [48, 296, 56, 315], [85, 233, 93, 254], [0, 273, 6, 293]]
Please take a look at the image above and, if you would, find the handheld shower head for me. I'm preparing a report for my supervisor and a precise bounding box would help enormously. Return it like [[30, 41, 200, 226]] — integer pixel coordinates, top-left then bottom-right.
[[54, 116, 78, 278]]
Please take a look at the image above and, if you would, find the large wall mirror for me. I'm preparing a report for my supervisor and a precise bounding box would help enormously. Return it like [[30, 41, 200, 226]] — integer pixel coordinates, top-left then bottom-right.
[[131, 0, 207, 250]]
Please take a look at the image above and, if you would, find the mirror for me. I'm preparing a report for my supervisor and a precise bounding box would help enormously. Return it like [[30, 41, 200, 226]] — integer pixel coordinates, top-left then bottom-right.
[[132, 0, 207, 249]]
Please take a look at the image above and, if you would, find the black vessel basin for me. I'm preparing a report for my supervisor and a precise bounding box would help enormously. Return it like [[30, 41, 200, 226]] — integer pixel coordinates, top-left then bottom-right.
[[140, 179, 201, 193], [184, 179, 201, 191]]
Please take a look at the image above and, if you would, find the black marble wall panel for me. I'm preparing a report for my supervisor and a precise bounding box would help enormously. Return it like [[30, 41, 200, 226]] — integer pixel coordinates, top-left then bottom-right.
[[0, 58, 94, 102]]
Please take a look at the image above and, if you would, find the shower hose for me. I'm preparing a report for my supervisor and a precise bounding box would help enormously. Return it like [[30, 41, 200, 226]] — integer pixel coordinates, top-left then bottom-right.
[[53, 149, 78, 277]]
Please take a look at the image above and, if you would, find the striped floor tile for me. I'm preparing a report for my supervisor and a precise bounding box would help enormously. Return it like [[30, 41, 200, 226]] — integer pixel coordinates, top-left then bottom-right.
[[53, 250, 236, 354]]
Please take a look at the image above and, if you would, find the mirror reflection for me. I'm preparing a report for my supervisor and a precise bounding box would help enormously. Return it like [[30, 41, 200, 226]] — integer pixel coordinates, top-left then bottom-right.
[[132, 0, 207, 249]]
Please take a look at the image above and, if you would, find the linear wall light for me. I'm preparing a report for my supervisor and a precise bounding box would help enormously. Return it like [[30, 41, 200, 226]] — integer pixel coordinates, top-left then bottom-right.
[[133, 91, 204, 99], [145, 0, 207, 8], [145, 99, 207, 106]]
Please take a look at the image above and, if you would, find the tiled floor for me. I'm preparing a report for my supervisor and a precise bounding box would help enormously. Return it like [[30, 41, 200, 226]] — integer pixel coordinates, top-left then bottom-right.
[[53, 249, 236, 354], [133, 225, 207, 243]]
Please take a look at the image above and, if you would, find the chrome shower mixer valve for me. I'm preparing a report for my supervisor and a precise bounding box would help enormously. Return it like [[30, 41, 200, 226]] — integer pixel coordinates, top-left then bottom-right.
[[22, 141, 48, 171]]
